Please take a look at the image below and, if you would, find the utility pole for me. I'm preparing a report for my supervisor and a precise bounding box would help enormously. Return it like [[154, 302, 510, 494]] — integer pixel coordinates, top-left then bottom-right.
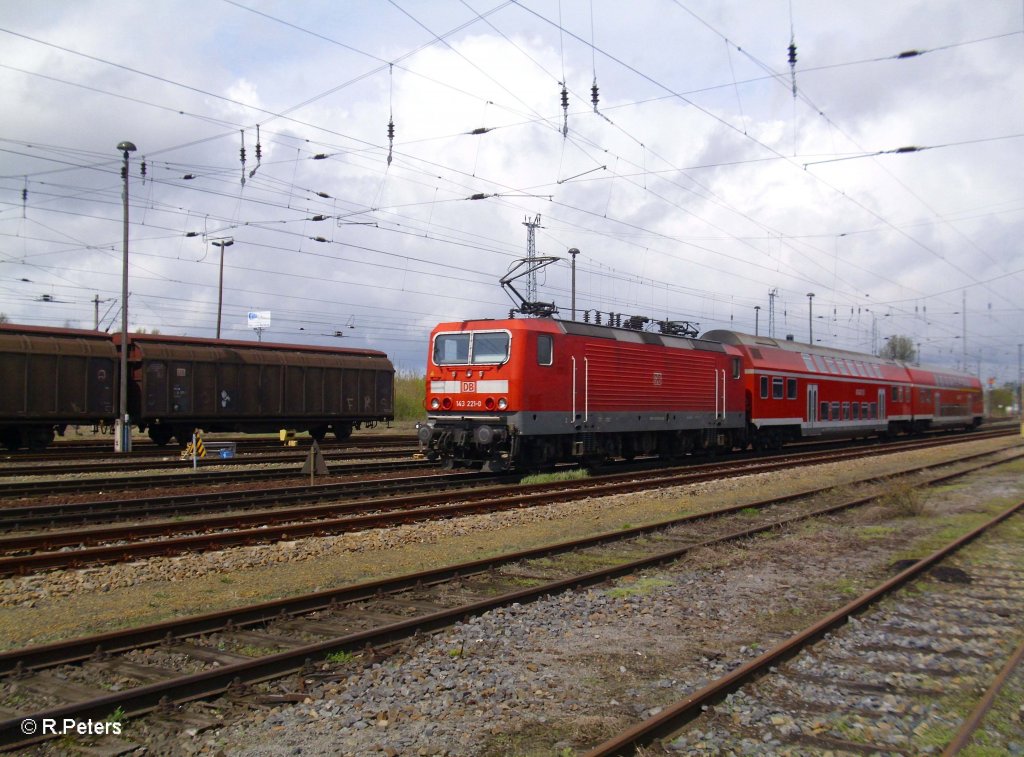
[[806, 292, 815, 344], [115, 140, 136, 454], [768, 288, 778, 338], [960, 289, 966, 370], [754, 305, 760, 336], [568, 247, 579, 320]]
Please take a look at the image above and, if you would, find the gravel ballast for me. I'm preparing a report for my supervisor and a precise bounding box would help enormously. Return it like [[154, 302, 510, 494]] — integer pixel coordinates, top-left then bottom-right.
[[4, 435, 1022, 755]]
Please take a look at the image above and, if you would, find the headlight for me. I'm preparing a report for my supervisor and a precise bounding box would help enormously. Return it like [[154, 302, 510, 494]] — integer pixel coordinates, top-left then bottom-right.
[[497, 398, 508, 410], [430, 398, 440, 410]]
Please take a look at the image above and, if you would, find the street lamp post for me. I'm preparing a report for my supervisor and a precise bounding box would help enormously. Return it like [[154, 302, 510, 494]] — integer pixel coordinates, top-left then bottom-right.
[[806, 293, 815, 344], [212, 237, 235, 339], [754, 305, 761, 336], [568, 247, 579, 321], [116, 140, 136, 453]]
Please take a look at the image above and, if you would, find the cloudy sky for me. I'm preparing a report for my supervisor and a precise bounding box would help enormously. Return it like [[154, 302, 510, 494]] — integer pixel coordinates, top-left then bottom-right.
[[1, 1, 1021, 381]]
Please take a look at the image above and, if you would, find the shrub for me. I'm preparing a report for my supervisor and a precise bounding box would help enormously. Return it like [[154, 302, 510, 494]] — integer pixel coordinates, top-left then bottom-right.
[[881, 479, 928, 517]]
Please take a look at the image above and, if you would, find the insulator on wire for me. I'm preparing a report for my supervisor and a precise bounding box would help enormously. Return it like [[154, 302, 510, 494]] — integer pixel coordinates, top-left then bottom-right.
[[591, 80, 599, 112], [140, 158, 147, 184], [250, 124, 263, 179], [387, 118, 395, 165], [788, 40, 798, 97], [239, 130, 247, 186], [560, 84, 569, 137]]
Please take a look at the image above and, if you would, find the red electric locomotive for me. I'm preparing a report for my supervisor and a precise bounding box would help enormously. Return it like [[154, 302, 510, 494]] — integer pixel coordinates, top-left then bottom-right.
[[418, 318, 747, 470], [703, 330, 982, 448]]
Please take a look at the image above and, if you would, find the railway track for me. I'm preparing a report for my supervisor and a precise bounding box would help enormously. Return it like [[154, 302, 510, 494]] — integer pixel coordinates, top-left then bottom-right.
[[0, 455, 430, 500], [584, 504, 1024, 756], [0, 436, 1017, 576], [0, 444, 420, 482], [0, 433, 413, 462], [0, 442, 1018, 751]]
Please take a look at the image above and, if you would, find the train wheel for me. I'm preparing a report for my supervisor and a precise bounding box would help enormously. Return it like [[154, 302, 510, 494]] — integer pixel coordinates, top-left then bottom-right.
[[26, 427, 54, 451], [1, 430, 20, 452], [147, 425, 174, 447], [332, 422, 353, 441]]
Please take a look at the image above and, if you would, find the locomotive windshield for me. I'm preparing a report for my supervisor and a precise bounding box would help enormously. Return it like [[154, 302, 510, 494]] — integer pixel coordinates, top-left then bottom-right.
[[433, 330, 510, 365]]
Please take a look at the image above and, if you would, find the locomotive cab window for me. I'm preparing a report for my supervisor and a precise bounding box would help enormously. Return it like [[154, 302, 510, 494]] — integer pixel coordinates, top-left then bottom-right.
[[537, 334, 553, 366], [471, 331, 510, 364], [433, 334, 470, 365], [732, 357, 741, 379], [433, 331, 510, 366]]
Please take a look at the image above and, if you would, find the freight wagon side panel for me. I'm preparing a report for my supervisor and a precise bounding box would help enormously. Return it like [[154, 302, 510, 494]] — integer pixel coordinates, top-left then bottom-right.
[[0, 332, 116, 421]]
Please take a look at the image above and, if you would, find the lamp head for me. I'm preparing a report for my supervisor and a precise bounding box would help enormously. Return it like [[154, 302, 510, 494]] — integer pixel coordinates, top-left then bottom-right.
[[117, 141, 137, 153]]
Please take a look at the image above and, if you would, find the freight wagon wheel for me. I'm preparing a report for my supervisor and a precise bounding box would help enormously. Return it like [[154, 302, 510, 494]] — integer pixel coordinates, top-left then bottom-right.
[[147, 425, 174, 447], [26, 427, 54, 451], [331, 422, 353, 441], [1, 430, 20, 452]]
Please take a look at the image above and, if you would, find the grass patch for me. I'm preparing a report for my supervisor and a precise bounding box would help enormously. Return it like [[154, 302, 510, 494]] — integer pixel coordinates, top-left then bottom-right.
[[858, 525, 897, 539], [520, 469, 591, 486], [393, 371, 425, 422], [606, 576, 672, 599], [325, 649, 355, 664]]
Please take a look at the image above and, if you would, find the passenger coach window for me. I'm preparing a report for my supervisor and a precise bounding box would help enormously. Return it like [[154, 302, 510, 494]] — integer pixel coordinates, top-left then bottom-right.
[[772, 377, 784, 399], [786, 378, 797, 399], [819, 401, 829, 420], [537, 334, 553, 366], [760, 376, 769, 399]]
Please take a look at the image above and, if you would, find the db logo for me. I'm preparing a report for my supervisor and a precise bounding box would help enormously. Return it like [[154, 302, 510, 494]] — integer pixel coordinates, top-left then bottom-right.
[[461, 381, 476, 393]]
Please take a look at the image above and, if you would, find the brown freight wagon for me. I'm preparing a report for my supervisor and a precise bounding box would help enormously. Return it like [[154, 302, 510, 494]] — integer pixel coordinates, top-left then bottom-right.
[[0, 324, 394, 451], [119, 333, 394, 446], [0, 325, 118, 450]]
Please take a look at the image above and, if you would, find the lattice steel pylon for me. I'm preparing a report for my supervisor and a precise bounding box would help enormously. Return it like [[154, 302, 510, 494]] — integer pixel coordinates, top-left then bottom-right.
[[523, 214, 542, 303]]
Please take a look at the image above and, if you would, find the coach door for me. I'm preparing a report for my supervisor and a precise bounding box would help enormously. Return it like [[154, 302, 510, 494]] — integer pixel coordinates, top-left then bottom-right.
[[806, 384, 818, 431], [878, 388, 886, 420]]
